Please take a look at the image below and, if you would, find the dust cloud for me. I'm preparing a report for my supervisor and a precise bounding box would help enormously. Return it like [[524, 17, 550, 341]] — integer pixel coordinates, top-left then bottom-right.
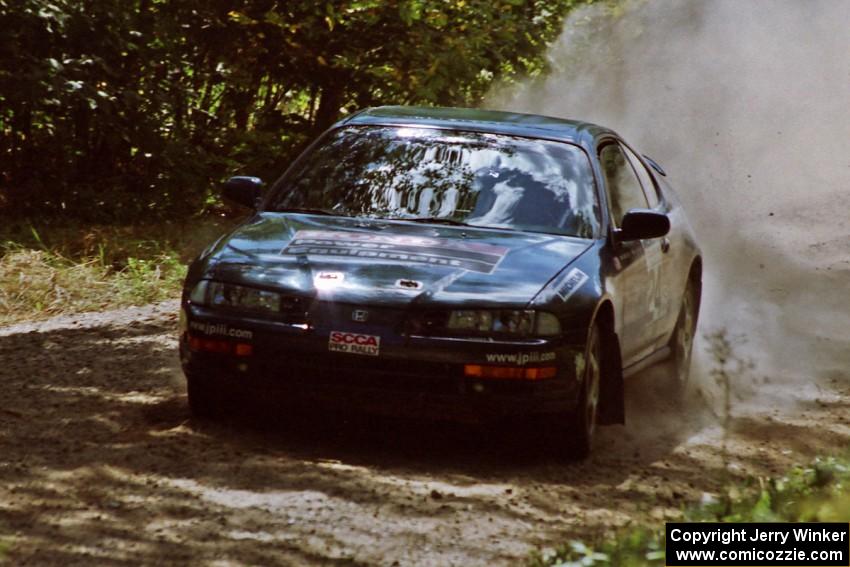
[[488, 0, 850, 409]]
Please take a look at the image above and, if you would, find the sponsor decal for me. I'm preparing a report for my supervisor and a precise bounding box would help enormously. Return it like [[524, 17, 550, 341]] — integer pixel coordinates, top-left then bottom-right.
[[328, 331, 380, 356], [189, 320, 253, 340], [351, 309, 369, 322], [395, 278, 423, 290], [314, 270, 344, 290], [282, 230, 508, 274], [485, 351, 556, 366], [556, 267, 589, 301]]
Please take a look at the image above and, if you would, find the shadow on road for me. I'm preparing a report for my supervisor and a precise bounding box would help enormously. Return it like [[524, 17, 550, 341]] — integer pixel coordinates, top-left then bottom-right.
[[1, 314, 845, 565]]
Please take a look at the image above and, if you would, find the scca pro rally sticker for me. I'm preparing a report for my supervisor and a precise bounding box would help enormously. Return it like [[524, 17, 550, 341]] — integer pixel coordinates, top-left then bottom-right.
[[328, 331, 380, 356], [283, 230, 508, 274]]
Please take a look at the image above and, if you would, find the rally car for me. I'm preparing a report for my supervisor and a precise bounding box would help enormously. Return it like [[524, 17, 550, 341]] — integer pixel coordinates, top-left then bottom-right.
[[179, 106, 701, 457]]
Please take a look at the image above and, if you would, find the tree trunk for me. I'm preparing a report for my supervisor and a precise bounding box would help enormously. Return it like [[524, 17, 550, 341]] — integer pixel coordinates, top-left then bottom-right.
[[313, 84, 345, 134]]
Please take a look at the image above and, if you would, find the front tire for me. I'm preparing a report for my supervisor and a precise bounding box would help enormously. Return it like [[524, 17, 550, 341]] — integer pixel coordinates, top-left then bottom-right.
[[186, 372, 222, 418], [567, 323, 603, 459]]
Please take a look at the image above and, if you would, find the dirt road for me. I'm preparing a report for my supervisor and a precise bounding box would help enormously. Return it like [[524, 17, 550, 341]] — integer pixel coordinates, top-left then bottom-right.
[[1, 300, 847, 566]]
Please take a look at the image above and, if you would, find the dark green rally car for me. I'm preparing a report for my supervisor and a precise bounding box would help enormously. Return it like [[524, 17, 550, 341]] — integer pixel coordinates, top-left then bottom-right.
[[179, 106, 701, 457]]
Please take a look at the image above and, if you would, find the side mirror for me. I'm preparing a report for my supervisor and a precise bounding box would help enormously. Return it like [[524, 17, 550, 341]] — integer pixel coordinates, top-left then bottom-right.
[[619, 209, 670, 241], [222, 176, 264, 209]]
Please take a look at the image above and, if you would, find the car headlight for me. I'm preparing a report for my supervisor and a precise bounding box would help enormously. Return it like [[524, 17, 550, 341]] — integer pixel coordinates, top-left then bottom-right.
[[189, 280, 281, 314], [410, 309, 561, 337]]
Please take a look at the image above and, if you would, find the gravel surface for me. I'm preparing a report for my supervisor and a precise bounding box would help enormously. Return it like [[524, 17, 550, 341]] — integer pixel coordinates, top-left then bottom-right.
[[0, 299, 848, 566]]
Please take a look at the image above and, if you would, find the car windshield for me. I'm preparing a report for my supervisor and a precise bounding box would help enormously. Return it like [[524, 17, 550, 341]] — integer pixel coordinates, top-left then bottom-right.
[[267, 126, 601, 238]]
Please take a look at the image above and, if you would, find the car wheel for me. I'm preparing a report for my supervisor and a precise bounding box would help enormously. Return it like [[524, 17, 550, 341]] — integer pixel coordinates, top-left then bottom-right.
[[568, 322, 603, 459], [186, 372, 221, 418], [669, 279, 698, 392]]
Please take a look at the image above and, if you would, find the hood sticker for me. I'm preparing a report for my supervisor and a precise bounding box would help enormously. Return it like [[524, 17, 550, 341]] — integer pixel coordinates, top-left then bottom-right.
[[282, 230, 508, 274], [314, 270, 345, 290], [556, 267, 589, 302], [395, 278, 423, 291]]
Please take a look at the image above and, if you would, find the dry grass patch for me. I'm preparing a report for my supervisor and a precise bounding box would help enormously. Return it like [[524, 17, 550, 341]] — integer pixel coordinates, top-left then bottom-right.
[[0, 218, 237, 326]]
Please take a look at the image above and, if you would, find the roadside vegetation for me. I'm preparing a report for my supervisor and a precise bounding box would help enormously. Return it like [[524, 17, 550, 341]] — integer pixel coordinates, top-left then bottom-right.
[[532, 332, 848, 566], [0, 218, 235, 326], [531, 453, 850, 566], [0, 0, 597, 223]]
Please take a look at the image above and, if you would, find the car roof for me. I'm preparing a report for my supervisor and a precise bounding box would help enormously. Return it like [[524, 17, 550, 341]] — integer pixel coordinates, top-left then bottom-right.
[[340, 106, 617, 150]]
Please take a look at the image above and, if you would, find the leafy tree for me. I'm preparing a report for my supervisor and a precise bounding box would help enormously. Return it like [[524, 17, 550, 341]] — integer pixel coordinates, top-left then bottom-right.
[[0, 0, 594, 221]]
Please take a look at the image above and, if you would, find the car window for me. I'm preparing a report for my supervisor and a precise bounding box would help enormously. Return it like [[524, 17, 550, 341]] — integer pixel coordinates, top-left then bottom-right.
[[620, 143, 659, 208], [599, 143, 649, 227], [268, 126, 602, 238]]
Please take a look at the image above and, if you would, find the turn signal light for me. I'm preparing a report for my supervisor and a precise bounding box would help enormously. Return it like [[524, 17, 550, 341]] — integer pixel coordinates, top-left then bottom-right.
[[463, 365, 557, 380], [234, 343, 253, 357], [188, 334, 253, 357]]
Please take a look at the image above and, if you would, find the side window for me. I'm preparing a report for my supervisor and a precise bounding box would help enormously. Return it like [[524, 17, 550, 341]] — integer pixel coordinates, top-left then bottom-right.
[[621, 143, 659, 208], [599, 143, 648, 227]]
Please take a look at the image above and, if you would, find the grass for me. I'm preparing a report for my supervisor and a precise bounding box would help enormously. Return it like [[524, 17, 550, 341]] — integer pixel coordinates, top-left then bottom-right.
[[0, 217, 237, 326]]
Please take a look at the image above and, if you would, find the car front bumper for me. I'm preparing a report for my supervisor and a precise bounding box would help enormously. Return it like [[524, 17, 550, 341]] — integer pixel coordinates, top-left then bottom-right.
[[180, 305, 586, 423]]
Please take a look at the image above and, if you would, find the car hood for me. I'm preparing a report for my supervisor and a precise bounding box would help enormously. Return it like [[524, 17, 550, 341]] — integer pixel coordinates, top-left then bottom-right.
[[202, 213, 592, 308]]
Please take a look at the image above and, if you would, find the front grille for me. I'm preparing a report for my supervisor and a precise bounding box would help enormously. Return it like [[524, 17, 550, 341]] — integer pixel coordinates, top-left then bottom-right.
[[278, 295, 309, 324], [256, 352, 462, 395]]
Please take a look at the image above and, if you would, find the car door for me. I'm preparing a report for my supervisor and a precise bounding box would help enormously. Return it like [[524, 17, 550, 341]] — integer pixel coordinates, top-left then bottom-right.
[[620, 142, 676, 349], [598, 141, 654, 364]]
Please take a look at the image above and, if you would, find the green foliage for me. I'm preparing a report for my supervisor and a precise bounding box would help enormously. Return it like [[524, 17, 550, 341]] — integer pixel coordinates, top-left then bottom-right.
[[0, 538, 8, 562], [691, 455, 850, 524], [530, 530, 665, 567], [530, 454, 850, 566], [0, 0, 594, 222]]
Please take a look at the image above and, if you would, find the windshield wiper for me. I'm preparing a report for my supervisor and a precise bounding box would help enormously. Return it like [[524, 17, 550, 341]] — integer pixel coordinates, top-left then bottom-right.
[[385, 217, 518, 231], [273, 207, 346, 216], [385, 217, 471, 227]]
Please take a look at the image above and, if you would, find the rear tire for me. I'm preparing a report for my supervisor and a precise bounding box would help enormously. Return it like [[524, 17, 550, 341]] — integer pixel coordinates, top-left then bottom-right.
[[567, 323, 603, 459], [668, 279, 699, 394]]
